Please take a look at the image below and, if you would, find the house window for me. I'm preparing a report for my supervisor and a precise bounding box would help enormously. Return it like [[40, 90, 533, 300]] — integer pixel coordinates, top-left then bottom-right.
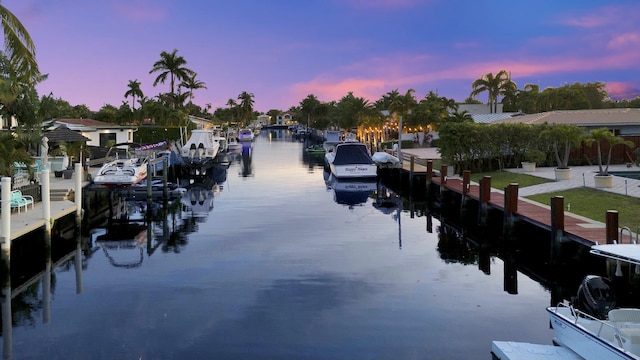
[[99, 133, 116, 147]]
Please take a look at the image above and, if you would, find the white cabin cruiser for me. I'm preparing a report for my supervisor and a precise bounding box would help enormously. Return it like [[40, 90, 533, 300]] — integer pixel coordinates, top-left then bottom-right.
[[93, 143, 149, 188], [324, 142, 377, 179], [181, 129, 221, 167]]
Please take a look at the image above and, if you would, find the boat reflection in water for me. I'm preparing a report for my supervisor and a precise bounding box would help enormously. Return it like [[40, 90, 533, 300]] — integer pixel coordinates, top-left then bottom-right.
[[239, 142, 253, 177], [324, 170, 377, 207], [94, 201, 148, 269], [181, 183, 218, 220]]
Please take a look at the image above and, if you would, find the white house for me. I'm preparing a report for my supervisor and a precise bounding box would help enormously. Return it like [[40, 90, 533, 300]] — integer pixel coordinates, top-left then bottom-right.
[[276, 112, 294, 125], [44, 118, 135, 147]]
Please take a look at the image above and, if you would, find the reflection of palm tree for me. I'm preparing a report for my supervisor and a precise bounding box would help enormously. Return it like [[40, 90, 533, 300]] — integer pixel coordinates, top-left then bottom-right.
[[124, 79, 143, 110]]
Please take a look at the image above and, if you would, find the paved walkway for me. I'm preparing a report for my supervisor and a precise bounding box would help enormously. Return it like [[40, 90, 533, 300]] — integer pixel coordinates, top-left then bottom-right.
[[398, 147, 640, 199], [506, 165, 640, 199]]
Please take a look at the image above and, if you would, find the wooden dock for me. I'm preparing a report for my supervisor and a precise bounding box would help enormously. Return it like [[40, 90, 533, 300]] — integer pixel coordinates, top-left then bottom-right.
[[384, 154, 626, 247]]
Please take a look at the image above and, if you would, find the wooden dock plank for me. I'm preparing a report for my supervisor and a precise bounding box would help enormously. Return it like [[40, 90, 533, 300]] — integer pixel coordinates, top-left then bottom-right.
[[429, 175, 608, 245]]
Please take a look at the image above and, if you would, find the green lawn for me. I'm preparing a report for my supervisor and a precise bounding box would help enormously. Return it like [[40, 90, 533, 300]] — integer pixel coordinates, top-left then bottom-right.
[[526, 188, 640, 232], [467, 170, 639, 231], [470, 170, 551, 190]]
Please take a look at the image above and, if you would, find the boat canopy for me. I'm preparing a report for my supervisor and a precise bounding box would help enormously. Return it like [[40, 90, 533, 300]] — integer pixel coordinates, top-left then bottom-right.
[[333, 144, 374, 165]]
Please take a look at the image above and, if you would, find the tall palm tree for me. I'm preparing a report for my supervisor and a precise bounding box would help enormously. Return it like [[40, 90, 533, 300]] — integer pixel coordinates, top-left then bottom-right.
[[149, 49, 195, 96], [237, 91, 254, 126], [0, 2, 39, 86], [180, 72, 207, 104], [124, 79, 143, 110], [470, 70, 515, 113]]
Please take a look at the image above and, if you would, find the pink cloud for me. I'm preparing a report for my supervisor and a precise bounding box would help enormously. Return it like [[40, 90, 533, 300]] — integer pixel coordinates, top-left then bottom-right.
[[606, 81, 640, 100], [339, 0, 426, 10], [608, 33, 640, 49]]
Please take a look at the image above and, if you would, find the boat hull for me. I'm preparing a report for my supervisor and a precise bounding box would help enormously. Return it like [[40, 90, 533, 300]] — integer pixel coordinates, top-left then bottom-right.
[[329, 163, 377, 178], [547, 306, 638, 360]]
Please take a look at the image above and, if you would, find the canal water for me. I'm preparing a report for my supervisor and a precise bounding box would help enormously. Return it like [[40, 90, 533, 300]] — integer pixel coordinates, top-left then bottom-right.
[[5, 131, 569, 359]]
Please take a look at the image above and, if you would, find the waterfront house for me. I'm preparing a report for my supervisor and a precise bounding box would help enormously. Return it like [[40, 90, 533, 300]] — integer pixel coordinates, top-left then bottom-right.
[[44, 118, 135, 147]]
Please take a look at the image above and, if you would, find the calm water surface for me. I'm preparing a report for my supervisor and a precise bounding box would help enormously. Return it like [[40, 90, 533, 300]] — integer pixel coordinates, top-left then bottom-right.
[[6, 132, 558, 359]]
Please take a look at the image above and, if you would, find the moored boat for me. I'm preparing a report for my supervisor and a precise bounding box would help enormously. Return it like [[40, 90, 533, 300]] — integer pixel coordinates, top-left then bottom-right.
[[93, 143, 150, 188], [324, 142, 377, 178], [237, 128, 254, 142], [180, 129, 221, 167]]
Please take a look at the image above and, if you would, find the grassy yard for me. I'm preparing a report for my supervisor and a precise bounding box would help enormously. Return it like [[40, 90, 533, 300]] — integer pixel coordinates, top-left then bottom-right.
[[526, 188, 640, 232], [470, 170, 551, 190], [467, 170, 639, 231]]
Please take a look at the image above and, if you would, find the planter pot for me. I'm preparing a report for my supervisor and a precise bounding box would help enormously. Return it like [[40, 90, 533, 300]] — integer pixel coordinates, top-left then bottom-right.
[[417, 132, 425, 146], [54, 170, 63, 178], [521, 162, 536, 172], [62, 169, 74, 179], [594, 174, 613, 188], [554, 168, 571, 180]]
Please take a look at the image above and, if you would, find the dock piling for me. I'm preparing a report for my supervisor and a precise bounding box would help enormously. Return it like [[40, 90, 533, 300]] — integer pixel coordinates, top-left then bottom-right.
[[1, 177, 10, 255], [606, 210, 619, 244]]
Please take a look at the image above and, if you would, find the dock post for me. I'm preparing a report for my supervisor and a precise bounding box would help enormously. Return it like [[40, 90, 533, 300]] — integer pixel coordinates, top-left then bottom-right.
[[503, 183, 519, 240], [440, 165, 448, 195], [1, 177, 10, 256], [478, 176, 491, 226], [550, 196, 565, 262], [426, 160, 433, 199], [606, 210, 619, 244], [163, 158, 168, 199], [460, 170, 471, 217], [409, 156, 415, 192], [147, 163, 153, 199], [75, 162, 82, 228], [42, 170, 52, 246], [1, 270, 10, 360]]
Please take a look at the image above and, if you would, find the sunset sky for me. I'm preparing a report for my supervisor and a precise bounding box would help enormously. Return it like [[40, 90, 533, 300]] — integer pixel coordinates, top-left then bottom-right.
[[6, 0, 640, 113]]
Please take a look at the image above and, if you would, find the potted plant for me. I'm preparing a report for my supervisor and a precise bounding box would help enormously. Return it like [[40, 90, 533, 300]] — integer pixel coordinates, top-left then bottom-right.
[[586, 127, 633, 188], [521, 149, 546, 172], [541, 124, 584, 181]]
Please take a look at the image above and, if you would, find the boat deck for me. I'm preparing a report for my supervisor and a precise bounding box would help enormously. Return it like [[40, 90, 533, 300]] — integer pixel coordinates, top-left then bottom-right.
[[491, 341, 583, 360]]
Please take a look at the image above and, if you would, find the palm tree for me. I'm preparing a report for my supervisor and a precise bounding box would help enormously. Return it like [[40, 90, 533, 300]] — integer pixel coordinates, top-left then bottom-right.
[[470, 70, 515, 113], [179, 72, 207, 104], [124, 79, 143, 110], [0, 2, 39, 86], [149, 49, 195, 97], [0, 131, 31, 176], [237, 91, 254, 126]]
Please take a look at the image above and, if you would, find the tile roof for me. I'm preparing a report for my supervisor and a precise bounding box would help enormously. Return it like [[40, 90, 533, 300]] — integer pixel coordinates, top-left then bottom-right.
[[491, 108, 640, 126], [44, 125, 90, 143], [51, 118, 116, 127]]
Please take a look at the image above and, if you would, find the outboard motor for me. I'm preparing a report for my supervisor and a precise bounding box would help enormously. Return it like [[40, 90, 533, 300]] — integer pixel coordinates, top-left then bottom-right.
[[575, 275, 616, 319]]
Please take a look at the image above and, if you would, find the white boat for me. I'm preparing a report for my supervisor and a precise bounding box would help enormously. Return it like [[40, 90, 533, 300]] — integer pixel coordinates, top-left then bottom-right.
[[237, 128, 254, 142], [93, 143, 149, 188], [545, 243, 640, 360], [180, 129, 221, 166], [323, 130, 342, 152], [324, 142, 377, 179], [211, 126, 228, 153], [494, 243, 640, 360]]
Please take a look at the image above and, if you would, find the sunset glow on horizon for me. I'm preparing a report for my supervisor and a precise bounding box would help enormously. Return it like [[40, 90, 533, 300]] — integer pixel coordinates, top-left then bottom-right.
[[7, 0, 640, 113]]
